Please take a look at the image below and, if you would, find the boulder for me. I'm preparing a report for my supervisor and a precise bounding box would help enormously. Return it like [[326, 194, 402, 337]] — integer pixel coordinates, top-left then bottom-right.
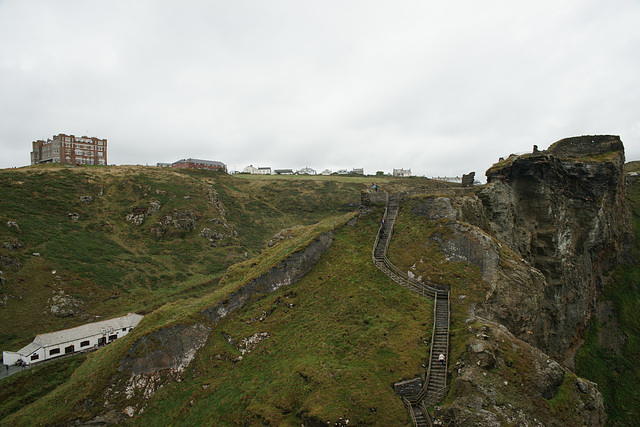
[[47, 290, 86, 317], [2, 241, 23, 251], [0, 256, 20, 268]]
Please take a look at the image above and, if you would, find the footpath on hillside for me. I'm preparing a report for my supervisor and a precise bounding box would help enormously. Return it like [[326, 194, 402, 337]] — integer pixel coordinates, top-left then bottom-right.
[[371, 192, 451, 427]]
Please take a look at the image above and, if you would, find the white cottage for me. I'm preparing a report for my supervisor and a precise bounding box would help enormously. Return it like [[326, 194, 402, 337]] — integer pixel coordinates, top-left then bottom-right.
[[2, 313, 143, 366]]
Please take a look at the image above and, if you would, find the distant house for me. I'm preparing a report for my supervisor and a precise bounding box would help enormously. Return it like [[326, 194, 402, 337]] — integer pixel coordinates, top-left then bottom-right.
[[257, 167, 272, 175], [337, 169, 349, 175], [170, 158, 227, 172], [2, 313, 143, 366], [156, 162, 172, 168], [321, 169, 332, 176], [243, 165, 258, 174], [297, 167, 316, 175], [393, 168, 412, 177], [351, 168, 364, 175], [274, 169, 294, 175]]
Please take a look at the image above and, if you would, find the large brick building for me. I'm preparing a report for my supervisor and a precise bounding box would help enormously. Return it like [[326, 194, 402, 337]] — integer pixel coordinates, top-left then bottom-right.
[[31, 134, 108, 166], [163, 158, 227, 172]]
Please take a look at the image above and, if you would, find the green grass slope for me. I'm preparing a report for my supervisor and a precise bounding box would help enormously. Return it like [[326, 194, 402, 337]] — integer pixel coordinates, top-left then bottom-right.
[[0, 165, 365, 351], [2, 210, 433, 426]]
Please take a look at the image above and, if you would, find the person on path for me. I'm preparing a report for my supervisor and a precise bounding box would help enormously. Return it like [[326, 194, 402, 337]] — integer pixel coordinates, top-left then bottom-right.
[[439, 353, 445, 366]]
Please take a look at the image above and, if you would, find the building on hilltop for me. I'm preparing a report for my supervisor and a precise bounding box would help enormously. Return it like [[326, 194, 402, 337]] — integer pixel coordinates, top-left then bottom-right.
[[393, 168, 412, 177], [242, 165, 258, 174], [2, 313, 143, 366], [297, 167, 316, 175], [168, 158, 227, 172], [257, 167, 271, 175], [274, 169, 294, 175], [31, 134, 107, 166], [351, 168, 364, 175]]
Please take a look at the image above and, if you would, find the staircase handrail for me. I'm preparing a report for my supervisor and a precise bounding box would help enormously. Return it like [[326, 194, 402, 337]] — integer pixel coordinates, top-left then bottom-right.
[[408, 291, 440, 404]]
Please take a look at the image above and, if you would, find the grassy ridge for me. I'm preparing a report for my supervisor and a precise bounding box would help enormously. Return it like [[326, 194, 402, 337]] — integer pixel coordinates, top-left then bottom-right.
[[131, 210, 432, 426], [2, 210, 433, 426], [0, 165, 366, 351]]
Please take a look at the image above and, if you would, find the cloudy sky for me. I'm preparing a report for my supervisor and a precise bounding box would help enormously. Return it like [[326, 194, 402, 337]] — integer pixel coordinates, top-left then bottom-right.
[[1, 1, 639, 179]]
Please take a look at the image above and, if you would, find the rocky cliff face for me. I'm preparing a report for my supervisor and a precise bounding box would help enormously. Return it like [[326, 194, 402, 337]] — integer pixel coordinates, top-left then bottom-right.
[[440, 321, 605, 426], [468, 135, 631, 361]]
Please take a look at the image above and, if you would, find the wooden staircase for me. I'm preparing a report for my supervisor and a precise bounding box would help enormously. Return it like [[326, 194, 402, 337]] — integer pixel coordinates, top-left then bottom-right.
[[371, 193, 451, 427]]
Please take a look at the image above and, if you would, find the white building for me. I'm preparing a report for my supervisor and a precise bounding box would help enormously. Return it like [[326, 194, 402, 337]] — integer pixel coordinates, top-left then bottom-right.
[[321, 169, 332, 175], [2, 313, 143, 366], [274, 169, 294, 175], [257, 167, 271, 175], [393, 168, 412, 177], [351, 168, 364, 175], [337, 169, 349, 175], [297, 167, 316, 175], [243, 165, 258, 174]]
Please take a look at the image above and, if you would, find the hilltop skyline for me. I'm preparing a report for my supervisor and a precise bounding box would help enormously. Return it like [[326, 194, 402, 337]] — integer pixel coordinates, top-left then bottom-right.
[[1, 1, 639, 178]]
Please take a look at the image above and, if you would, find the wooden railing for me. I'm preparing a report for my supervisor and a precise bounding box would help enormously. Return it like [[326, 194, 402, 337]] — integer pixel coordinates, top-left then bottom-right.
[[371, 193, 451, 427]]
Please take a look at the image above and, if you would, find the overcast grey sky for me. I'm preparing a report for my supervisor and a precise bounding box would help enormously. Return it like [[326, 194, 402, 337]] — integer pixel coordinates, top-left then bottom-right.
[[1, 1, 639, 179]]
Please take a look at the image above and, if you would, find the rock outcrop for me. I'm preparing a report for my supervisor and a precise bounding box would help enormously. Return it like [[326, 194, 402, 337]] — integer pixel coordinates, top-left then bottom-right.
[[409, 135, 631, 363], [474, 135, 631, 360], [201, 232, 333, 324], [46, 290, 87, 317], [440, 322, 606, 426]]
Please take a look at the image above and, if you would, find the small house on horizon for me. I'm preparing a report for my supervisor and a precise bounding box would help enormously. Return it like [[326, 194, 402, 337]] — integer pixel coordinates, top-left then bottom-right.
[[274, 169, 294, 175], [297, 167, 316, 175], [158, 158, 227, 172], [393, 168, 412, 177]]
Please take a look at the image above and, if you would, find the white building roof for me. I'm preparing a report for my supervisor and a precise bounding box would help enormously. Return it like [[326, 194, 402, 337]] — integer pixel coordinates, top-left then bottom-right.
[[15, 342, 42, 357], [30, 313, 143, 348]]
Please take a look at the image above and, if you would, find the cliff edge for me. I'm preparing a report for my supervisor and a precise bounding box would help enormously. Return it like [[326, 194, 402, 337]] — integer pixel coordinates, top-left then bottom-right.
[[477, 135, 632, 361]]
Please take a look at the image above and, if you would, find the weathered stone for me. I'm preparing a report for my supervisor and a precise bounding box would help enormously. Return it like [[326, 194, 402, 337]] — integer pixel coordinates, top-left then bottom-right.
[[412, 197, 457, 220], [238, 332, 270, 354], [6, 221, 20, 233], [2, 241, 23, 251], [147, 200, 162, 216], [47, 290, 86, 317], [68, 212, 80, 221], [0, 256, 20, 268], [393, 377, 423, 398], [462, 171, 475, 187], [476, 135, 632, 359], [119, 323, 211, 376], [202, 232, 333, 323], [443, 322, 606, 426], [80, 195, 94, 204]]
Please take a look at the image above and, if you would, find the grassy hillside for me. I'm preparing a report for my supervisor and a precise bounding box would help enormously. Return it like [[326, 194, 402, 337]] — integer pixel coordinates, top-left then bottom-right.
[[2, 209, 433, 426], [0, 165, 369, 351], [1, 165, 449, 425]]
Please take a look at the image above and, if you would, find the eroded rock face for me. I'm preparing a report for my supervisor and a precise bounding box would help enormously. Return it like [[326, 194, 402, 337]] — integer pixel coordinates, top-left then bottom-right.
[[91, 323, 212, 422], [441, 322, 606, 426], [473, 136, 632, 359], [119, 323, 211, 376], [201, 232, 333, 324]]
